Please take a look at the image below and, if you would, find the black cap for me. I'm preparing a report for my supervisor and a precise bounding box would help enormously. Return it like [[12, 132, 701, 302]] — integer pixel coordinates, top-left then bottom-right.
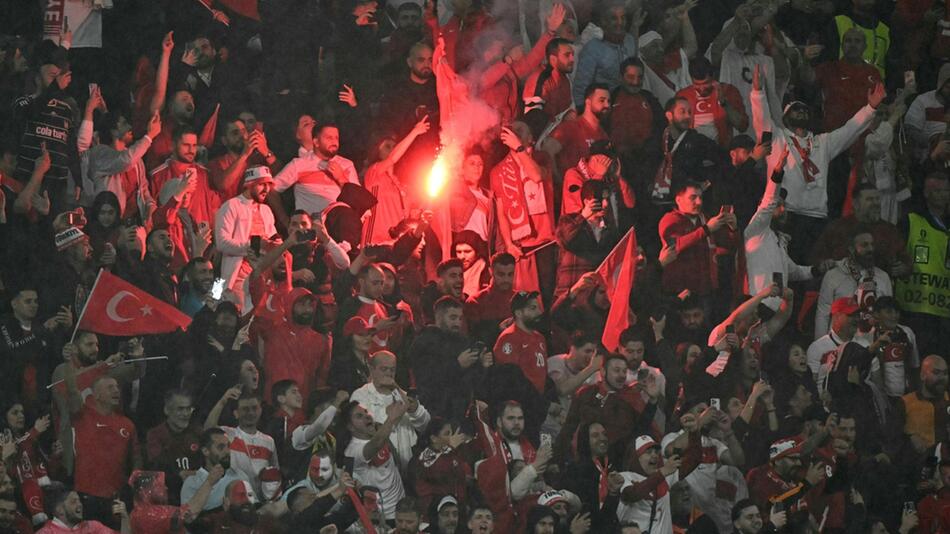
[[510, 290, 540, 313], [729, 134, 755, 151], [871, 295, 899, 312]]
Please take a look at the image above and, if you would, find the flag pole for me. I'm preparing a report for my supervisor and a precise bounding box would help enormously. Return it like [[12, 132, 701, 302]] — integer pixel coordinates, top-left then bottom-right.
[[45, 356, 169, 389], [70, 268, 104, 343]]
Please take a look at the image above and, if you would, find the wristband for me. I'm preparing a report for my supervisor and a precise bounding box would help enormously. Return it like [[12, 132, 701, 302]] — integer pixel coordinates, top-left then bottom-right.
[[701, 223, 711, 236]]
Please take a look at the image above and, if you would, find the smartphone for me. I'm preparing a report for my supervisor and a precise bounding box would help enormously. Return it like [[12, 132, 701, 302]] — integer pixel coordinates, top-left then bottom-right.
[[710, 398, 721, 410], [772, 272, 784, 289], [88, 83, 98, 96], [540, 433, 553, 448], [296, 229, 317, 242], [210, 278, 226, 300], [904, 70, 916, 88], [470, 340, 487, 353], [725, 324, 735, 334], [250, 236, 262, 255], [904, 501, 915, 514], [66, 211, 86, 227], [720, 204, 734, 214], [760, 131, 773, 145]]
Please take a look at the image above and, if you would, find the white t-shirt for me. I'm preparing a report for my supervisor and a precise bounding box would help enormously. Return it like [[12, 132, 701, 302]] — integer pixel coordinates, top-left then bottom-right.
[[344, 437, 405, 519], [617, 470, 679, 534], [853, 325, 920, 396], [221, 426, 278, 496]]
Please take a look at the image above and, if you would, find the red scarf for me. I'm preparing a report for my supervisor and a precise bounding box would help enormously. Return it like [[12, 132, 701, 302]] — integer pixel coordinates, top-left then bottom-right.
[[594, 457, 610, 509], [790, 136, 821, 183], [652, 128, 685, 202], [491, 153, 534, 241]]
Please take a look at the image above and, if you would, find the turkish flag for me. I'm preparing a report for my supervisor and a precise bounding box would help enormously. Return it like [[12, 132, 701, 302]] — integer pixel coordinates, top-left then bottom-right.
[[217, 0, 260, 20], [76, 271, 191, 336], [595, 228, 637, 352]]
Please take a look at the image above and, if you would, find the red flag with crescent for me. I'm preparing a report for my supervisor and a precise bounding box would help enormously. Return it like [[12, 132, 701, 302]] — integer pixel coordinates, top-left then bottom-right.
[[76, 270, 191, 336], [595, 228, 637, 352]]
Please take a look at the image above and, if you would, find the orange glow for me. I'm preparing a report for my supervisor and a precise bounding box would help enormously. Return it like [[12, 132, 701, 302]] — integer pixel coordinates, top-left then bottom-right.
[[426, 154, 449, 199]]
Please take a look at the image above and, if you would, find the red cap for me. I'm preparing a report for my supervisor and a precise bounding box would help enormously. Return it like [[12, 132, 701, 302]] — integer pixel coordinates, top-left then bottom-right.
[[343, 316, 377, 337], [830, 297, 860, 316], [769, 436, 804, 461], [634, 435, 660, 456]]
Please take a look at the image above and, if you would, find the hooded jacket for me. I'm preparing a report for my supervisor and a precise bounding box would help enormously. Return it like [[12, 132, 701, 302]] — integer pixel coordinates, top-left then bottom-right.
[[258, 287, 331, 403], [617, 432, 703, 534]]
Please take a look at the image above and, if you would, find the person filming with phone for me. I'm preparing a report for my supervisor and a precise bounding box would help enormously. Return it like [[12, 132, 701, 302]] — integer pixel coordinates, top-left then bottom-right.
[[659, 181, 739, 319], [215, 165, 279, 312]]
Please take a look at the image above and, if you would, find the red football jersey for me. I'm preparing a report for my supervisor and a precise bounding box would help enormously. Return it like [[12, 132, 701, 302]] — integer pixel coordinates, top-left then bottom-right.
[[493, 324, 548, 393]]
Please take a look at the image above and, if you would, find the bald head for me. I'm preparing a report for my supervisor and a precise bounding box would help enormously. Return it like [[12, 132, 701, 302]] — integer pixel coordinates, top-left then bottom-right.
[[924, 173, 950, 213], [922, 355, 948, 397], [369, 350, 398, 390], [841, 28, 867, 61]]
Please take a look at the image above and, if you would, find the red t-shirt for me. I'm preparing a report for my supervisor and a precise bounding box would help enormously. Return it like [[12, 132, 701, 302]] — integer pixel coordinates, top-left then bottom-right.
[[73, 401, 137, 498], [550, 116, 607, 174], [815, 60, 880, 132], [465, 285, 513, 328], [609, 91, 656, 154], [149, 159, 221, 228], [493, 324, 548, 393]]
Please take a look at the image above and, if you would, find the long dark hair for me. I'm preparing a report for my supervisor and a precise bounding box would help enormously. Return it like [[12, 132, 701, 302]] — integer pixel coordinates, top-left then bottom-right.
[[332, 401, 360, 468]]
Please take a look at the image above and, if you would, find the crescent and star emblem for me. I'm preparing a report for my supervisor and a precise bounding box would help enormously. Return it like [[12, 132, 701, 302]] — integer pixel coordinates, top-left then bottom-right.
[[106, 291, 153, 322]]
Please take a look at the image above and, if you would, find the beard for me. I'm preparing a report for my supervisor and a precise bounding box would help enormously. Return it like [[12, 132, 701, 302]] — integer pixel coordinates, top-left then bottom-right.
[[229, 504, 257, 526], [525, 315, 545, 330], [854, 252, 875, 268]]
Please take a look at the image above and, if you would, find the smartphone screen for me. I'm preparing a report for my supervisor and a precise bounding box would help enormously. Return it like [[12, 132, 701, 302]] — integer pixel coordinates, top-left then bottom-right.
[[210, 278, 226, 300], [760, 131, 773, 145], [772, 272, 784, 289], [250, 236, 262, 255]]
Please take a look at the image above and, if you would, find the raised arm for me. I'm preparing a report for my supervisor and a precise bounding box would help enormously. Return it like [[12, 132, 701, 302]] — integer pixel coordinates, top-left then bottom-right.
[[377, 116, 430, 172], [823, 83, 884, 158], [62, 351, 85, 416], [362, 401, 407, 461], [749, 65, 775, 137], [204, 386, 241, 430], [150, 32, 175, 116]]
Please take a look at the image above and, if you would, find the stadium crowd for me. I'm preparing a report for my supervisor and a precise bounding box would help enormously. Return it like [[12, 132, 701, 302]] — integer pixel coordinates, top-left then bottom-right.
[[0, 0, 949, 532]]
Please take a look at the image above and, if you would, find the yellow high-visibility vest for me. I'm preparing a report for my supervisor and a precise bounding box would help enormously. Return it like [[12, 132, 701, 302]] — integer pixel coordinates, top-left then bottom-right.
[[834, 15, 890, 77], [895, 213, 950, 318]]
